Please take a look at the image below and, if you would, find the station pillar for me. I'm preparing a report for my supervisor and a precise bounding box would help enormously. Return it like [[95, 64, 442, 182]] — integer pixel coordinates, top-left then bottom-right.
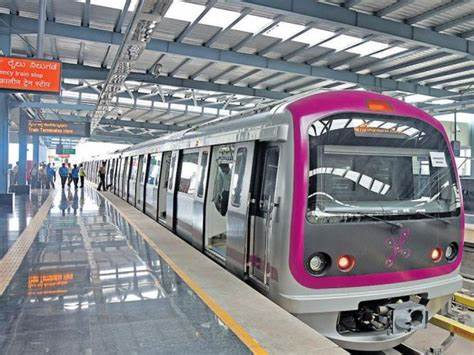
[[0, 94, 8, 194], [33, 136, 39, 165], [17, 111, 28, 186]]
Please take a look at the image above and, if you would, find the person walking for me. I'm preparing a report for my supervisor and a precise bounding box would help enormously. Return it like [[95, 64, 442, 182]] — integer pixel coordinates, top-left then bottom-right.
[[71, 164, 79, 189], [97, 161, 107, 191], [29, 163, 38, 188], [79, 164, 86, 188], [67, 163, 73, 188], [59, 163, 69, 189], [47, 163, 56, 189]]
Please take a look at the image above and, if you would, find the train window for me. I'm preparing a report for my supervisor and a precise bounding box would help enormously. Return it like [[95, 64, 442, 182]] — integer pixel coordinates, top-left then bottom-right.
[[197, 151, 209, 198], [231, 148, 247, 207], [147, 154, 161, 186], [178, 152, 199, 194], [307, 113, 460, 224], [168, 154, 177, 191], [145, 153, 161, 218]]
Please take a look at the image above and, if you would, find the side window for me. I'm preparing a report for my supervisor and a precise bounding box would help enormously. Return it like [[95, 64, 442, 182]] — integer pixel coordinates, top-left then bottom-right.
[[231, 148, 247, 207], [178, 152, 199, 194], [168, 154, 177, 191], [197, 152, 209, 198], [212, 145, 234, 216], [147, 154, 161, 186]]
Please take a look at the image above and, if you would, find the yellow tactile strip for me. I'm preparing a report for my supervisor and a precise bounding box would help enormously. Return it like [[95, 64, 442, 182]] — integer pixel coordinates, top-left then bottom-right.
[[0, 191, 55, 296]]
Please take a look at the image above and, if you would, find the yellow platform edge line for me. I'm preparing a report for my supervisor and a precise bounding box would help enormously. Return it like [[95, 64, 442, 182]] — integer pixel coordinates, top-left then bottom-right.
[[453, 292, 474, 309], [100, 191, 268, 355], [430, 314, 474, 342]]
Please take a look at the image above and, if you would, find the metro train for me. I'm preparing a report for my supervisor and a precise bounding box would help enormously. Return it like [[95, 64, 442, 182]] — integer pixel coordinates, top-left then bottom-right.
[[83, 90, 463, 351]]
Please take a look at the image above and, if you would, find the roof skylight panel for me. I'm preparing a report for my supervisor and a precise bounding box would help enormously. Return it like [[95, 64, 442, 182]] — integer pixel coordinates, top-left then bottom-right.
[[371, 46, 407, 58], [292, 28, 335, 46], [347, 41, 389, 56], [404, 94, 434, 103], [199, 8, 241, 28], [78, 0, 138, 10], [319, 34, 363, 51], [263, 22, 306, 40], [164, 1, 205, 22], [232, 15, 274, 33]]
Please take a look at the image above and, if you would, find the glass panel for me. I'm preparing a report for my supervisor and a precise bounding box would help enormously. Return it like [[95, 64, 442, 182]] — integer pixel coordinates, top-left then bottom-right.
[[197, 152, 208, 198], [231, 148, 247, 207], [130, 157, 139, 181], [307, 114, 460, 224], [178, 152, 199, 194], [260, 148, 279, 213], [205, 144, 234, 259], [147, 154, 161, 186]]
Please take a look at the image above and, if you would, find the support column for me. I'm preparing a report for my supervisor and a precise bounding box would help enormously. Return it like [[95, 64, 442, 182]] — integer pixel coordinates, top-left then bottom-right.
[[0, 30, 10, 194], [33, 136, 39, 165], [0, 94, 8, 193], [17, 111, 28, 185], [470, 118, 474, 178]]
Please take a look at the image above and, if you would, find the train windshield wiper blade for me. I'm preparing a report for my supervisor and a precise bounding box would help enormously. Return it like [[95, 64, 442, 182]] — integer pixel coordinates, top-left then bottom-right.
[[349, 211, 403, 229], [414, 211, 450, 225]]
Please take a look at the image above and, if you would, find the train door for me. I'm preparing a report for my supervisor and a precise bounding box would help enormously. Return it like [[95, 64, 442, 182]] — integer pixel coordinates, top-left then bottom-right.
[[136, 155, 147, 210], [226, 142, 255, 277], [121, 157, 130, 200], [158, 151, 172, 226], [176, 149, 200, 245], [116, 158, 123, 196], [165, 151, 179, 229], [204, 144, 235, 262], [145, 153, 162, 219], [249, 144, 280, 287], [192, 148, 210, 250], [128, 156, 139, 205]]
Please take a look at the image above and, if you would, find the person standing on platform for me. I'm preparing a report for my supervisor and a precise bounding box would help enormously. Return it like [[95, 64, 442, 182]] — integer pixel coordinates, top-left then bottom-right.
[[79, 164, 86, 188], [59, 163, 69, 189], [71, 164, 79, 189], [47, 163, 56, 189], [97, 161, 107, 191]]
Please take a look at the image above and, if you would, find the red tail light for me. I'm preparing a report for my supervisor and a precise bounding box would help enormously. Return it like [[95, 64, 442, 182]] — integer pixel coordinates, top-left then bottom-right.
[[337, 255, 355, 272], [367, 99, 393, 112]]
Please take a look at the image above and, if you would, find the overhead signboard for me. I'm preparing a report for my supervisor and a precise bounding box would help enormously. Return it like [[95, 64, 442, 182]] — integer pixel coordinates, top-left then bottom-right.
[[28, 120, 91, 137], [56, 147, 76, 155], [0, 56, 62, 94]]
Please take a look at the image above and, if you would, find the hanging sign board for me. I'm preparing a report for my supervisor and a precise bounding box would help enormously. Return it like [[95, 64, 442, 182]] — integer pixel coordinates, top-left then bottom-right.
[[28, 120, 91, 137], [0, 56, 62, 94]]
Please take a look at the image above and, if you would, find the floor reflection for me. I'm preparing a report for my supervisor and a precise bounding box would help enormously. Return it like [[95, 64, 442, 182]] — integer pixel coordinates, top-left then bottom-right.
[[0, 187, 248, 354], [0, 189, 50, 259]]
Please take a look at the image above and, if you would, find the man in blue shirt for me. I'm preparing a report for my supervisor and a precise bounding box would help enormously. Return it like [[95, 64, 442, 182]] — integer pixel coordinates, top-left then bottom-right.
[[71, 164, 79, 189], [58, 163, 69, 189], [46, 163, 56, 189]]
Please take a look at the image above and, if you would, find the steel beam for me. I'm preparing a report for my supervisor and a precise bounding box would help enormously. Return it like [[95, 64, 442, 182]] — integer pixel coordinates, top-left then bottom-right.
[[114, 0, 132, 33], [434, 13, 474, 33], [18, 102, 96, 110], [175, 0, 217, 42], [229, 0, 474, 60], [3, 13, 461, 97], [406, 0, 471, 25], [376, 0, 415, 18]]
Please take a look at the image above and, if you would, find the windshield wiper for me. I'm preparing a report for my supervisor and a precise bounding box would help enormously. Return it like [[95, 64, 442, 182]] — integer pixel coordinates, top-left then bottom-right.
[[414, 211, 451, 225], [349, 212, 403, 229]]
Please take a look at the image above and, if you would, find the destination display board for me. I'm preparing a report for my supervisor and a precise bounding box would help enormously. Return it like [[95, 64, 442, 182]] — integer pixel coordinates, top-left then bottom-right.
[[56, 145, 76, 155], [0, 56, 62, 94], [28, 120, 90, 137]]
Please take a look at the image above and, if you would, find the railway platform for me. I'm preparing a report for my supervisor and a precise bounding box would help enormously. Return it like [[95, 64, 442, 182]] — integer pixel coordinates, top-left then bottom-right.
[[0, 187, 345, 354]]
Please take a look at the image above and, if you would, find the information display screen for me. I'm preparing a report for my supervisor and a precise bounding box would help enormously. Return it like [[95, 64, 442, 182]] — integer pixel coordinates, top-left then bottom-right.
[[0, 56, 62, 94], [28, 120, 91, 137]]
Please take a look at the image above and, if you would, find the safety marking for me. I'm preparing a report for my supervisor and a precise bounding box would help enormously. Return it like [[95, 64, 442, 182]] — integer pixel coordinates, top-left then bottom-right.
[[96, 189, 268, 355], [453, 292, 474, 310], [0, 191, 55, 296], [430, 314, 474, 341]]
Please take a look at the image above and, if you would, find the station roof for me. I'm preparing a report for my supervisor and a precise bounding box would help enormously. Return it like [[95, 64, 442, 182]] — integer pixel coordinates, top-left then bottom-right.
[[2, 0, 474, 147]]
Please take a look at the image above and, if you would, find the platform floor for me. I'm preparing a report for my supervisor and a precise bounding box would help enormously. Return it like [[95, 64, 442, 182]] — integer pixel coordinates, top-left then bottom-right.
[[0, 189, 50, 259], [0, 187, 248, 354]]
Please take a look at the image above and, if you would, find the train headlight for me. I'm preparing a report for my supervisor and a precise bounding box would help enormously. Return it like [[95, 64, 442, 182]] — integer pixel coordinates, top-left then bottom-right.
[[337, 255, 356, 272], [307, 253, 329, 274], [430, 247, 443, 263], [445, 242, 458, 261]]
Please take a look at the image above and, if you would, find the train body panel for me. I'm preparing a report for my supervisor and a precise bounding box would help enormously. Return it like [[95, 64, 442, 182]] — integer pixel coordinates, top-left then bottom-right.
[[84, 90, 463, 351]]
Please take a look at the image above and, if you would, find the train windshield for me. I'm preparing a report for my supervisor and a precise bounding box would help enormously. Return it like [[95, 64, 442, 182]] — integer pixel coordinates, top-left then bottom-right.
[[307, 113, 460, 224]]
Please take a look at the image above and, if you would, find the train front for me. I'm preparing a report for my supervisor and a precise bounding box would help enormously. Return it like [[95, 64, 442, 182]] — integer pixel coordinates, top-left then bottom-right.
[[282, 91, 463, 351]]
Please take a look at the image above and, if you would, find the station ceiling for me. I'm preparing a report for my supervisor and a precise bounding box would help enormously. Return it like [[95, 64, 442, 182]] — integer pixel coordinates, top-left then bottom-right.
[[2, 0, 474, 147]]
